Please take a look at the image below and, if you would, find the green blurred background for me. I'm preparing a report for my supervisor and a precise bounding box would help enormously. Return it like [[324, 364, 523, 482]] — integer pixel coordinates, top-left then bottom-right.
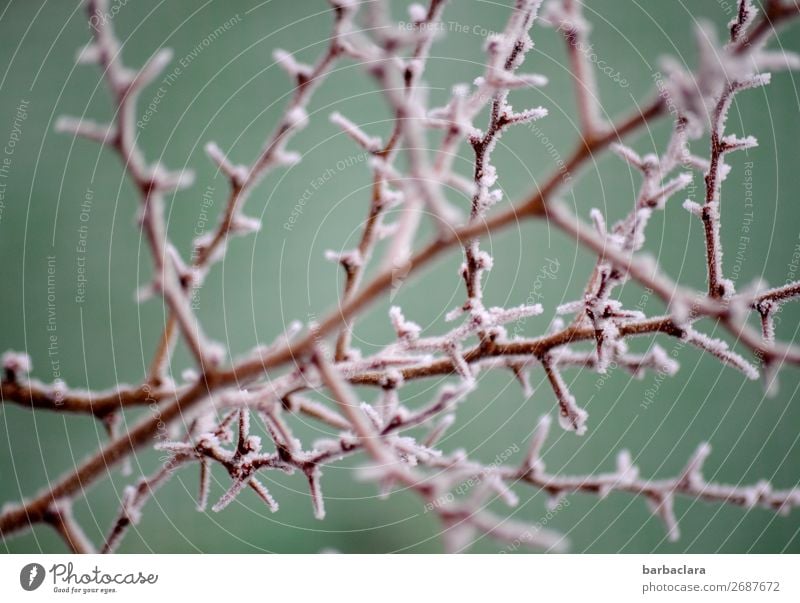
[[0, 0, 798, 553]]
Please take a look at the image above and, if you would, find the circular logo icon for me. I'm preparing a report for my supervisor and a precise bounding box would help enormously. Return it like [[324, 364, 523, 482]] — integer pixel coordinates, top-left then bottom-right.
[[20, 563, 45, 591]]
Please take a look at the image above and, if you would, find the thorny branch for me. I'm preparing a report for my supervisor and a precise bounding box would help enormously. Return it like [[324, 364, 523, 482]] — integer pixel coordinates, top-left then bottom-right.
[[2, 0, 800, 553]]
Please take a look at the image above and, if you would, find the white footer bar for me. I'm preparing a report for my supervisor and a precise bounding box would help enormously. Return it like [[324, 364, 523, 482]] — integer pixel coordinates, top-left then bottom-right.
[[1, 554, 796, 602]]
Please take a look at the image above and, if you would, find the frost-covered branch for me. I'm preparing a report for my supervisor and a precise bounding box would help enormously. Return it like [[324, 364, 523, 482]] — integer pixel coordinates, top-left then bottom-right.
[[544, 0, 605, 138], [43, 500, 96, 555], [512, 417, 800, 542], [2, 0, 800, 555]]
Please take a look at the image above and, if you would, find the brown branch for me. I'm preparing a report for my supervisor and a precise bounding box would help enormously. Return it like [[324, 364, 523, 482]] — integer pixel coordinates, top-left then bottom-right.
[[0, 379, 175, 417], [732, 0, 800, 52], [551, 0, 605, 139], [349, 315, 679, 385], [334, 0, 447, 361], [43, 500, 96, 554]]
